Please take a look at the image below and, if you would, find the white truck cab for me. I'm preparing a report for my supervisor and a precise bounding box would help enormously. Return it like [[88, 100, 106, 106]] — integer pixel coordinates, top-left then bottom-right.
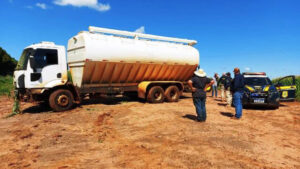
[[14, 42, 68, 101]]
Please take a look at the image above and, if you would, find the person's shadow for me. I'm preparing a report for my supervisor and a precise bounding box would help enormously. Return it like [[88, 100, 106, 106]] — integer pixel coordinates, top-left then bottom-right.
[[182, 114, 197, 121], [220, 112, 234, 118]]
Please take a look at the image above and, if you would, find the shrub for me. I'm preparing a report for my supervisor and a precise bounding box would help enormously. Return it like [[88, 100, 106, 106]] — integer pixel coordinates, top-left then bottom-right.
[[0, 75, 14, 96]]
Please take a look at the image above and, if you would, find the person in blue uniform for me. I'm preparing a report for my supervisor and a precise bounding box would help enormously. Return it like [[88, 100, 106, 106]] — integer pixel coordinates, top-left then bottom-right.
[[188, 69, 214, 122], [231, 67, 245, 119]]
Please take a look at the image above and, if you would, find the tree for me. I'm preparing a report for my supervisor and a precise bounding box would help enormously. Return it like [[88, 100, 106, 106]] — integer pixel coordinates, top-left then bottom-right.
[[0, 47, 17, 76]]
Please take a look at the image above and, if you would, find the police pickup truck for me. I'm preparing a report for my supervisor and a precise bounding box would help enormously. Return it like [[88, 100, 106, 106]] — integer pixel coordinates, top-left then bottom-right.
[[242, 72, 296, 109], [243, 72, 279, 108]]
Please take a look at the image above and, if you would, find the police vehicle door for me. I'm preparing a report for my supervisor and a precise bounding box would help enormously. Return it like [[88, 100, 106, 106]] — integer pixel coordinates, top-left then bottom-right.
[[275, 76, 296, 101]]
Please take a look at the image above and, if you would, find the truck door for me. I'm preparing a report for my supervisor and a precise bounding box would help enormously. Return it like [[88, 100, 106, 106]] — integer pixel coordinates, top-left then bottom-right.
[[25, 48, 61, 88], [275, 75, 296, 101]]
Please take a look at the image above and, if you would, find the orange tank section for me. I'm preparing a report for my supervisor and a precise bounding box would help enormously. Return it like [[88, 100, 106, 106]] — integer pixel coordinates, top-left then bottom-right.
[[79, 61, 198, 87]]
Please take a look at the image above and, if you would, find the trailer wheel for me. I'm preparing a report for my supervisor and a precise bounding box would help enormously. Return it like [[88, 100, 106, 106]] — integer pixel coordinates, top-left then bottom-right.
[[147, 86, 165, 103], [49, 89, 74, 112], [165, 85, 180, 102]]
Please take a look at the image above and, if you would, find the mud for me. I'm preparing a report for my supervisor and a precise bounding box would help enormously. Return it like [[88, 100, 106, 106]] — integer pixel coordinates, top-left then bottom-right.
[[0, 94, 299, 169]]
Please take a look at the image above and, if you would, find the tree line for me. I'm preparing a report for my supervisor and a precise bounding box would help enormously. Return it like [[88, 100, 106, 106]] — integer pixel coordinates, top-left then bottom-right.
[[0, 47, 17, 76]]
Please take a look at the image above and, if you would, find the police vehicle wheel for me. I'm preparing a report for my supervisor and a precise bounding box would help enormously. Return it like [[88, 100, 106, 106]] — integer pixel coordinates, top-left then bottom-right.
[[165, 85, 179, 102], [271, 104, 279, 109], [147, 86, 165, 103], [49, 89, 74, 112]]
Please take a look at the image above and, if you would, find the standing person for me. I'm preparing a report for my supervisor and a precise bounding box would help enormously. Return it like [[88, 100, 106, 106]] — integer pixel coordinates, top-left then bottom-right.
[[211, 73, 218, 98], [231, 68, 245, 119], [218, 73, 226, 101], [224, 72, 232, 106], [188, 69, 214, 122]]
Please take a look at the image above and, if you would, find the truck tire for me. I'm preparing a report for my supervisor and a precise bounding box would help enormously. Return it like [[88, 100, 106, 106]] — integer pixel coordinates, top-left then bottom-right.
[[165, 85, 179, 102], [49, 89, 74, 112], [147, 86, 165, 103]]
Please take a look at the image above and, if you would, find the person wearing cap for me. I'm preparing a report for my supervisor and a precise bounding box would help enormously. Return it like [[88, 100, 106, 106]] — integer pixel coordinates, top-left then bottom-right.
[[218, 72, 227, 101], [224, 72, 232, 106], [188, 69, 214, 122], [231, 67, 245, 119]]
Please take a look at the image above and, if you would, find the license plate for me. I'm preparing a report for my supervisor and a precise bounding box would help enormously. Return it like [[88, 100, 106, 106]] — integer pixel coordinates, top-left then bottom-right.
[[254, 98, 265, 103]]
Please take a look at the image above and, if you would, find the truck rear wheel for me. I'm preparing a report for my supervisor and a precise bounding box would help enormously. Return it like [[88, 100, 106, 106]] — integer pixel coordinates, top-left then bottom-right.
[[147, 86, 165, 103], [165, 85, 179, 102], [49, 89, 74, 112]]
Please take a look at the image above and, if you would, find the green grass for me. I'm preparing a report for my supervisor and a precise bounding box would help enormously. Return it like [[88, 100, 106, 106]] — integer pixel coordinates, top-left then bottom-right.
[[0, 75, 14, 96], [272, 76, 300, 101]]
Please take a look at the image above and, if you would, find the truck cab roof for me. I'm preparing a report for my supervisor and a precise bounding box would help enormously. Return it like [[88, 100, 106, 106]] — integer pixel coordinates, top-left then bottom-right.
[[25, 41, 64, 49]]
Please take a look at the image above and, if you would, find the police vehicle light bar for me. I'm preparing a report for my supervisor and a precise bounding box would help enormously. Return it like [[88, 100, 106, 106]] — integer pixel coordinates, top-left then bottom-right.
[[243, 72, 266, 76]]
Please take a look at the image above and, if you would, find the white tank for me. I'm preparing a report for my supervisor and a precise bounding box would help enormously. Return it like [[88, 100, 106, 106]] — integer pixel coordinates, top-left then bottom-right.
[[67, 27, 200, 88]]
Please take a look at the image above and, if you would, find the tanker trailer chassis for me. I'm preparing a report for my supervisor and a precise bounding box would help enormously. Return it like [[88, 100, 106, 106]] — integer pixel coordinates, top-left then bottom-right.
[[15, 80, 185, 111]]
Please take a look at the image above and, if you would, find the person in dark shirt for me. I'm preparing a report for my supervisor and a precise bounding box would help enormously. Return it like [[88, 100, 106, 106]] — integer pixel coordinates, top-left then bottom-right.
[[231, 68, 245, 119], [218, 73, 227, 101], [224, 72, 232, 106], [188, 69, 214, 122]]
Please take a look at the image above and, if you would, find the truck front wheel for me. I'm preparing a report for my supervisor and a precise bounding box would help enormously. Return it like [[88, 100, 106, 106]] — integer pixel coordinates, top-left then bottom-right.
[[147, 86, 165, 103], [49, 89, 74, 112], [165, 85, 180, 102]]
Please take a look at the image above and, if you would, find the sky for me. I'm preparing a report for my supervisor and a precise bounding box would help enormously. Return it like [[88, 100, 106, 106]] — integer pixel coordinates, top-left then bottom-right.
[[0, 0, 299, 78]]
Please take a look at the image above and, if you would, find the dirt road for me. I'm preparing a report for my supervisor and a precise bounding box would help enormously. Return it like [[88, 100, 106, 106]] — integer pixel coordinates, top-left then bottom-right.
[[0, 93, 299, 169]]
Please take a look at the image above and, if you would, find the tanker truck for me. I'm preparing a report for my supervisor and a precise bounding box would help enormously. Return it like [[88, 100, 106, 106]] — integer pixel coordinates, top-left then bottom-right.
[[13, 26, 199, 111]]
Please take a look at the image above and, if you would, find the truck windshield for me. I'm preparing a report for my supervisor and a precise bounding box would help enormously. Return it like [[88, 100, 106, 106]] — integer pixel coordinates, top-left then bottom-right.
[[16, 48, 32, 70], [245, 77, 272, 86]]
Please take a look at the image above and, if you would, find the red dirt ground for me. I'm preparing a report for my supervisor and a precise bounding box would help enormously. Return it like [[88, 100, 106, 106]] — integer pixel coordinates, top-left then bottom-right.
[[0, 93, 299, 169]]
